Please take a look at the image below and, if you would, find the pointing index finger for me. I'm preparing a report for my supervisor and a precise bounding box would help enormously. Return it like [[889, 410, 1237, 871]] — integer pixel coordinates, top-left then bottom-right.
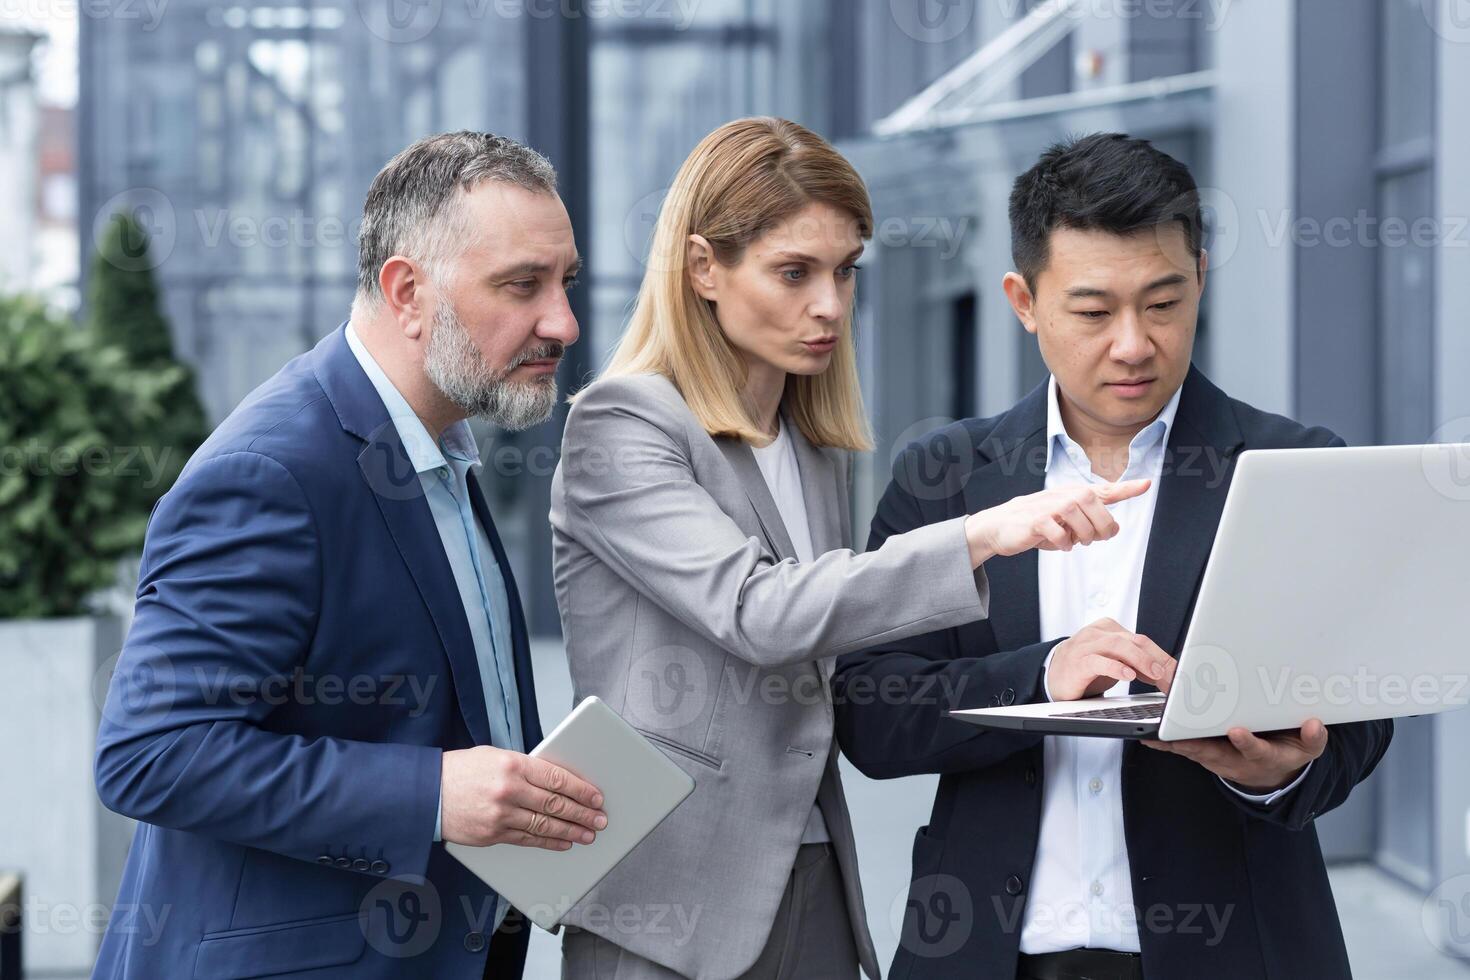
[[1093, 479, 1152, 505]]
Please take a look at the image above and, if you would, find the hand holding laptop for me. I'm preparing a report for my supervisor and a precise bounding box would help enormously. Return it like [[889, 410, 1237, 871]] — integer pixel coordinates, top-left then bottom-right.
[[1142, 718, 1329, 794]]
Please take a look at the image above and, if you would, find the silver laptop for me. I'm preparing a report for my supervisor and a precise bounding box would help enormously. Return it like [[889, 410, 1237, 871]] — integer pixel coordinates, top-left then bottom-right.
[[948, 443, 1470, 740], [446, 696, 695, 930]]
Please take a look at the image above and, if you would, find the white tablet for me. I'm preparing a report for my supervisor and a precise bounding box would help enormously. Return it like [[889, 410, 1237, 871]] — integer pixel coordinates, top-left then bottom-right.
[[445, 696, 696, 931]]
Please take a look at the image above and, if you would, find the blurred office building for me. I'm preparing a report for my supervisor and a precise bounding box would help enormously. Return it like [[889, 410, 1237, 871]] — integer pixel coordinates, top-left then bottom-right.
[[78, 1, 1470, 972]]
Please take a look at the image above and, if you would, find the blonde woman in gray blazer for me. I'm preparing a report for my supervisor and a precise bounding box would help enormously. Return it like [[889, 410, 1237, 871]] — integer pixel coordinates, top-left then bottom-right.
[[550, 117, 1149, 980]]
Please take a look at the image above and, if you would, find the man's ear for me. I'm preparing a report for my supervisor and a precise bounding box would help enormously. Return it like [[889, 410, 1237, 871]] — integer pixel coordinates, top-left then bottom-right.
[[378, 255, 430, 340], [687, 234, 718, 302], [1002, 271, 1039, 335]]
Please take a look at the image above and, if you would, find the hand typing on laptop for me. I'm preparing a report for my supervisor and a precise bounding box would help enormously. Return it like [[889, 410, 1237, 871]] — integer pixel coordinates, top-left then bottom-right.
[[1044, 617, 1177, 701]]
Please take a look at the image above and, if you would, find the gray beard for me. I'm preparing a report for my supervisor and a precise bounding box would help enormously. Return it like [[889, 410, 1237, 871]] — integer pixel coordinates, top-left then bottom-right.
[[422, 299, 559, 431]]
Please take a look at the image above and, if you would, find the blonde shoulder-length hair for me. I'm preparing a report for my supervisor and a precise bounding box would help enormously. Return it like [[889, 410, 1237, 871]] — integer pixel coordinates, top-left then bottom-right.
[[585, 116, 875, 451]]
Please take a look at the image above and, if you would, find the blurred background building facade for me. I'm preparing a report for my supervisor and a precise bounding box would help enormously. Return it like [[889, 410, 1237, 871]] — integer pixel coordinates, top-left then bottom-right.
[[41, 0, 1469, 974]]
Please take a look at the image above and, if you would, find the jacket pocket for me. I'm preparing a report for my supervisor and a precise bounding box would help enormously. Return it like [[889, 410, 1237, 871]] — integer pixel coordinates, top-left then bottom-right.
[[193, 910, 366, 979], [633, 727, 723, 771]]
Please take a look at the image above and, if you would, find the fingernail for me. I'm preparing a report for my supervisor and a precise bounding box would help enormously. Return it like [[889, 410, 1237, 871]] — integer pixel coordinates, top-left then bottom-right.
[[592, 793, 604, 807], [1149, 663, 1162, 678], [594, 815, 608, 829], [581, 831, 594, 844]]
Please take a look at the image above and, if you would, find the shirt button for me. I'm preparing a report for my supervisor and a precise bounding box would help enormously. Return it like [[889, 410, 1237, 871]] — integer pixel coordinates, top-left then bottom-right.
[[1089, 777, 1103, 794], [352, 858, 370, 872], [1091, 880, 1104, 897], [1005, 875, 1024, 896], [1089, 591, 1111, 607], [464, 931, 486, 952], [370, 860, 389, 875]]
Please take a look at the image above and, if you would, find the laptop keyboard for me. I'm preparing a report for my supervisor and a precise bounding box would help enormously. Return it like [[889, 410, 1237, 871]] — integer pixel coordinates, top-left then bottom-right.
[[1053, 702, 1166, 721]]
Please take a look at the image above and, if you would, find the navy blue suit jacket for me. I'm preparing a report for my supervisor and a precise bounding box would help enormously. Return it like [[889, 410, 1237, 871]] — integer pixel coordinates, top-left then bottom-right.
[[834, 366, 1392, 980], [93, 324, 543, 979]]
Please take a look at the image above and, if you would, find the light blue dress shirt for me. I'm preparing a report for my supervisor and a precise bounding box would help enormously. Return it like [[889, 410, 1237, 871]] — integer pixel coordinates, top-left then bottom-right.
[[346, 324, 524, 931]]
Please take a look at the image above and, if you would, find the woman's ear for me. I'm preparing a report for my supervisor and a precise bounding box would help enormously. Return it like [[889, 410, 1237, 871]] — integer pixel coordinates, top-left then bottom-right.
[[687, 234, 718, 302]]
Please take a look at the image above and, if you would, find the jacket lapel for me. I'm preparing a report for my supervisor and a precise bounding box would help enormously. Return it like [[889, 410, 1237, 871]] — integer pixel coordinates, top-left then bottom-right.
[[787, 415, 846, 683], [313, 323, 494, 747], [788, 413, 844, 557], [1133, 367, 1245, 672], [715, 437, 799, 562]]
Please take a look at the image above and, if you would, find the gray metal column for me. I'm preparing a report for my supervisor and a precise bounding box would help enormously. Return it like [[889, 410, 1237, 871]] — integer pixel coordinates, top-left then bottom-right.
[[518, 5, 591, 637]]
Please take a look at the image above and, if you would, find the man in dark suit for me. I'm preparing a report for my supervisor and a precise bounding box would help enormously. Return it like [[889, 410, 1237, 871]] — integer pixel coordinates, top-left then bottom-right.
[[834, 133, 1391, 980], [93, 132, 605, 979]]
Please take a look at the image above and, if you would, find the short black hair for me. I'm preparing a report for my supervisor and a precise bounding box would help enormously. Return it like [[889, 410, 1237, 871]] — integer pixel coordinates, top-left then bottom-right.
[[1009, 133, 1203, 292]]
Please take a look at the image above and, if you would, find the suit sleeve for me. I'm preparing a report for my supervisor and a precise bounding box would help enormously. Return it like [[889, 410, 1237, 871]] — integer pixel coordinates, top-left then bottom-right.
[[1214, 430, 1394, 828], [94, 450, 441, 879], [833, 442, 1056, 780], [554, 378, 990, 669]]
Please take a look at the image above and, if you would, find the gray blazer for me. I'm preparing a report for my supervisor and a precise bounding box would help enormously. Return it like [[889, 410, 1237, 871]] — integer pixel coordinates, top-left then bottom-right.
[[549, 372, 991, 980]]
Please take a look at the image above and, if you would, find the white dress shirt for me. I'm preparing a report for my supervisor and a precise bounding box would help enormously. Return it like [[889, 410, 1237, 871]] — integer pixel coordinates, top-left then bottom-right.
[[749, 418, 831, 844], [1021, 376, 1308, 954]]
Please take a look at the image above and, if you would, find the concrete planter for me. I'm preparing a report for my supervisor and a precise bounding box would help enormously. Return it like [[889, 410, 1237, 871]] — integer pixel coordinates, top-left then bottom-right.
[[0, 615, 133, 975]]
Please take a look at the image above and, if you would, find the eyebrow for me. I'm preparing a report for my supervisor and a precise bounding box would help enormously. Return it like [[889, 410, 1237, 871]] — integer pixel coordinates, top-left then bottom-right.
[[1064, 273, 1189, 300], [487, 256, 583, 281], [771, 248, 865, 264]]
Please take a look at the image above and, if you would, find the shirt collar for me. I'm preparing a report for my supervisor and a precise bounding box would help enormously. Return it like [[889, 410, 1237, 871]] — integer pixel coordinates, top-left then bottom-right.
[[1044, 374, 1184, 476], [344, 322, 481, 475]]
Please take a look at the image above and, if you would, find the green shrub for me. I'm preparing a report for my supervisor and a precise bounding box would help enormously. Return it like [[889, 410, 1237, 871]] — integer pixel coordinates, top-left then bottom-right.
[[0, 213, 208, 619]]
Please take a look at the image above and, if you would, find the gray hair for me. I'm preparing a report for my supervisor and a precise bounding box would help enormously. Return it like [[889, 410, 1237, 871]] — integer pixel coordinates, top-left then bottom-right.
[[354, 131, 558, 311]]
